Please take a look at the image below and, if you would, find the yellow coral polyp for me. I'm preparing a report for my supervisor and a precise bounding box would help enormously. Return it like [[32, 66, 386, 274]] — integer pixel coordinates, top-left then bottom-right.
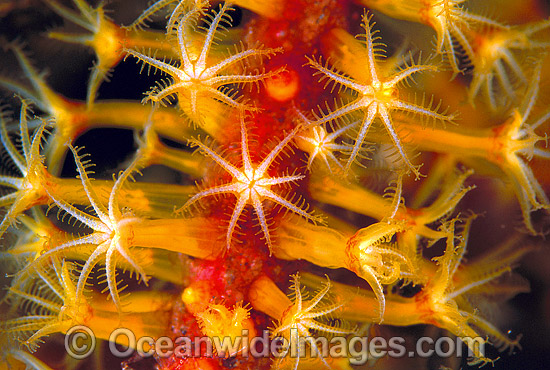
[[182, 281, 213, 314], [265, 70, 300, 102], [195, 302, 255, 357], [275, 213, 414, 323], [251, 274, 355, 369], [346, 225, 412, 285], [124, 2, 284, 125]]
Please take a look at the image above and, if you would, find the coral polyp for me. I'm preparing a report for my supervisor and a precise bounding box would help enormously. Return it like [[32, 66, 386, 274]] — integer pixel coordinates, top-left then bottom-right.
[[1, 1, 549, 370]]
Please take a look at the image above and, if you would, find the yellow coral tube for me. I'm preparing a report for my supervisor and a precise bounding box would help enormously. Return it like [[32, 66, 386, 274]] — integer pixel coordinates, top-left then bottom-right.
[[132, 218, 223, 259], [85, 291, 175, 347], [274, 215, 348, 268], [248, 275, 290, 320], [48, 177, 195, 218], [357, 0, 425, 23]]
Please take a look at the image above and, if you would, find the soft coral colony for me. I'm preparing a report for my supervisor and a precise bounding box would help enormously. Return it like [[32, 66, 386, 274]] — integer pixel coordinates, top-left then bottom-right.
[[0, 0, 549, 369]]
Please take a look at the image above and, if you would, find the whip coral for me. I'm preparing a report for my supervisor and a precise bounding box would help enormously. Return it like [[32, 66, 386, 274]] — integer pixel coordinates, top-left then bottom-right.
[[1, 0, 549, 369]]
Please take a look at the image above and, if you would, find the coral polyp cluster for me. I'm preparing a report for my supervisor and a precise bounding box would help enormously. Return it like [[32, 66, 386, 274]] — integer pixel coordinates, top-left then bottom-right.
[[1, 0, 549, 369]]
